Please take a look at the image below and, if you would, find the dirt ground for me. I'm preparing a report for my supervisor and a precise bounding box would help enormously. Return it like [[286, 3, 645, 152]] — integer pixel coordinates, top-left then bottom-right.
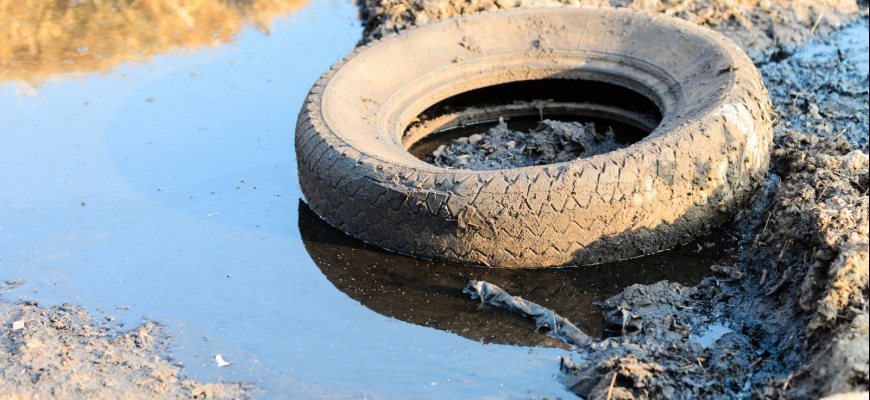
[[0, 282, 251, 399], [357, 0, 862, 61], [359, 0, 869, 398]]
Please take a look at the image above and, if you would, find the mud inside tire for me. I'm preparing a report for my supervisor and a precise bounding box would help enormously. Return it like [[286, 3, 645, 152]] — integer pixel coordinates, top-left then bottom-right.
[[295, 6, 772, 268]]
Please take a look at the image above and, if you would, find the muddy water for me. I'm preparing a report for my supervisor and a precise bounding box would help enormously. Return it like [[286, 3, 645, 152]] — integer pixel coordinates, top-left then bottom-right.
[[0, 1, 733, 398], [301, 202, 734, 342]]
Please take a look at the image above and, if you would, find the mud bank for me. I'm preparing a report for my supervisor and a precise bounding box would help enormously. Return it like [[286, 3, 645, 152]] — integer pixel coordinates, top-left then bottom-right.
[[358, 0, 861, 62], [0, 282, 251, 399], [357, 0, 869, 398]]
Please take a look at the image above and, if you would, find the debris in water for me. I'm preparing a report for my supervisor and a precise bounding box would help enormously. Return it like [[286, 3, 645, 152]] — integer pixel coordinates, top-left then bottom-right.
[[215, 354, 232, 367], [463, 280, 593, 347]]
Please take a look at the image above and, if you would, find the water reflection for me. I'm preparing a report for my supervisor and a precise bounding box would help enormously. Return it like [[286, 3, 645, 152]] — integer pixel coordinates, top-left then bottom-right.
[[299, 200, 734, 347], [1, 0, 308, 83]]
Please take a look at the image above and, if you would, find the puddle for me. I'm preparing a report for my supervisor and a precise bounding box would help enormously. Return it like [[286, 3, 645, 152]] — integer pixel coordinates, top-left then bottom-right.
[[689, 323, 735, 349], [301, 200, 737, 342], [1, 1, 738, 398]]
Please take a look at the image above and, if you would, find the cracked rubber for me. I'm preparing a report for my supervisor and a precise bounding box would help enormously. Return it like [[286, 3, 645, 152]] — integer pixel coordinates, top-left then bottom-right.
[[295, 7, 772, 268]]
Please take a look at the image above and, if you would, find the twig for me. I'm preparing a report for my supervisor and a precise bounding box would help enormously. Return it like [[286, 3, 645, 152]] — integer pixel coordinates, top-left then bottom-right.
[[811, 12, 825, 36], [136, 378, 155, 386], [779, 238, 794, 259], [761, 211, 773, 236], [767, 264, 795, 296], [606, 371, 618, 400], [782, 372, 794, 390]]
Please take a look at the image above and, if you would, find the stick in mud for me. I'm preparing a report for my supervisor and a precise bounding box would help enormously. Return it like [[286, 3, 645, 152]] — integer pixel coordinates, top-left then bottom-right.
[[463, 280, 593, 347]]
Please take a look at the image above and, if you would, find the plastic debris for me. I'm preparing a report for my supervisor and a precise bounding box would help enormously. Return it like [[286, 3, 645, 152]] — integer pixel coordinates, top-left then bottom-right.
[[463, 280, 593, 347], [215, 354, 232, 367]]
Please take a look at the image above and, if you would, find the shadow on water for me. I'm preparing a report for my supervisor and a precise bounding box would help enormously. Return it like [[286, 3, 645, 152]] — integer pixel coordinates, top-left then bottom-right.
[[298, 200, 737, 348]]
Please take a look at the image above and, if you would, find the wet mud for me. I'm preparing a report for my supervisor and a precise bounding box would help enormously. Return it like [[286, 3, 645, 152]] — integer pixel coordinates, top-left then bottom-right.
[[746, 22, 869, 396], [425, 119, 624, 170], [358, 0, 870, 398], [1, 280, 251, 399]]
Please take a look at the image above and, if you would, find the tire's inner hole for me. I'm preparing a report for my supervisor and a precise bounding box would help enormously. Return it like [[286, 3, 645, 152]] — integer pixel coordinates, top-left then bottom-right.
[[405, 79, 663, 170]]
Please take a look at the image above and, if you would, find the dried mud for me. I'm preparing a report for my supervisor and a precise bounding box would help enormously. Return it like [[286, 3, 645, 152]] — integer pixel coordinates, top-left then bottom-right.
[[358, 0, 869, 398], [0, 281, 251, 400], [358, 0, 861, 62]]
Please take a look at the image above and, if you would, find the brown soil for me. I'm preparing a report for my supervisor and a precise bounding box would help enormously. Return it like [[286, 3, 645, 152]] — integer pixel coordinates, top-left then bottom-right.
[[0, 281, 251, 399], [356, 0, 869, 398]]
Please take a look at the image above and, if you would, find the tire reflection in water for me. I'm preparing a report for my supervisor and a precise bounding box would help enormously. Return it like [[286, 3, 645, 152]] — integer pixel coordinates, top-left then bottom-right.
[[298, 200, 734, 347]]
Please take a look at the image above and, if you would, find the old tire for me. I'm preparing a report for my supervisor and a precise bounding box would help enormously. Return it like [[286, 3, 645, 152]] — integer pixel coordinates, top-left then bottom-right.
[[295, 6, 772, 268]]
